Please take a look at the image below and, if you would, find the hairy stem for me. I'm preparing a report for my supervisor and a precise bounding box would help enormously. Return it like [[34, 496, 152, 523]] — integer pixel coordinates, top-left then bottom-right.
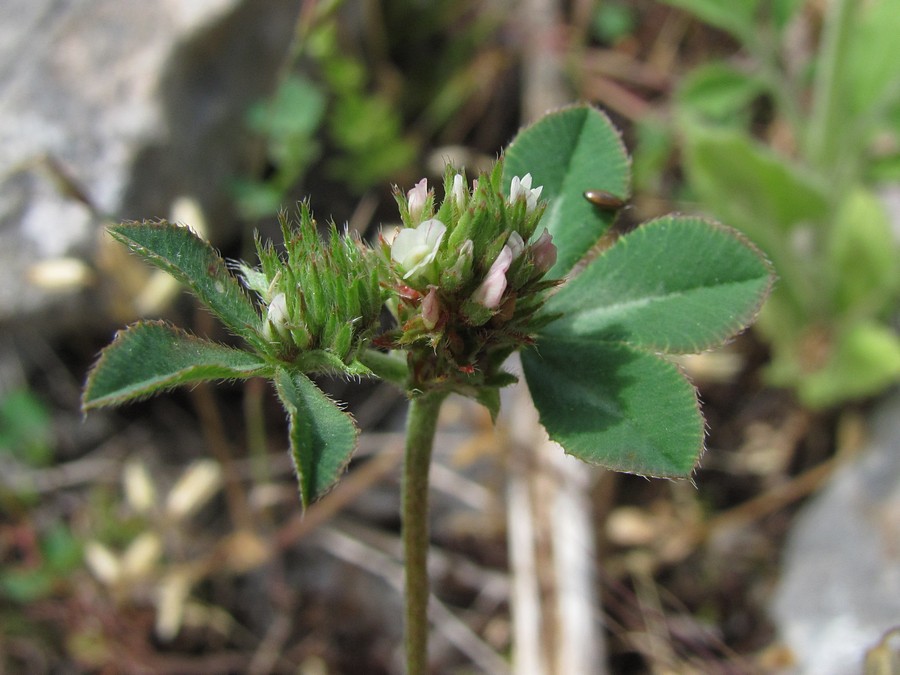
[[359, 348, 409, 387], [402, 391, 446, 674]]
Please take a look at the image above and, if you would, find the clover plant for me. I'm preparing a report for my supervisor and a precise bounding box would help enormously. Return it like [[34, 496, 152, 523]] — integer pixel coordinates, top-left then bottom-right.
[[83, 105, 772, 673]]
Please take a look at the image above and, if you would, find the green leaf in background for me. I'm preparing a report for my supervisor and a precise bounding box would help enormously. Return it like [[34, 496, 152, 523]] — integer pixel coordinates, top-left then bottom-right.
[[502, 105, 630, 278], [797, 321, 900, 409], [41, 522, 83, 572], [676, 61, 766, 125], [843, 0, 900, 122], [233, 180, 289, 220], [807, 0, 900, 173], [770, 0, 806, 30], [591, 1, 637, 44], [248, 75, 326, 145], [109, 222, 262, 346], [658, 0, 759, 42], [273, 369, 359, 508], [632, 115, 674, 193], [237, 75, 327, 219], [83, 321, 270, 409], [0, 523, 82, 603], [828, 187, 900, 315], [523, 337, 703, 477], [681, 124, 830, 242], [540, 216, 773, 353], [0, 388, 53, 466], [327, 94, 417, 192]]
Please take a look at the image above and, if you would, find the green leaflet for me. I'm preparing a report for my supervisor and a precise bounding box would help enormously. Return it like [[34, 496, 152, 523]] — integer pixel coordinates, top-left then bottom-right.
[[82, 321, 270, 409], [522, 336, 703, 478], [273, 368, 359, 507], [109, 222, 263, 347], [539, 216, 774, 354]]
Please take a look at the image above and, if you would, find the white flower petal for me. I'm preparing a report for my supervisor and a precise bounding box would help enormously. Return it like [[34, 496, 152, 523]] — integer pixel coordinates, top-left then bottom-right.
[[391, 218, 447, 281]]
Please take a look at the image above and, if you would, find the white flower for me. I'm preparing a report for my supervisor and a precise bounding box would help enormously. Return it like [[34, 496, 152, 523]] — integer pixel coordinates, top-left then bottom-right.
[[263, 292, 289, 341], [509, 173, 543, 213], [407, 178, 429, 222], [391, 218, 447, 281], [451, 173, 466, 208], [472, 245, 514, 309]]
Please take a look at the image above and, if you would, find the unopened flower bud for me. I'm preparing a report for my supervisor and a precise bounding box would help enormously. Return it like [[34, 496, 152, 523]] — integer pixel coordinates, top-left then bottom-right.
[[451, 174, 466, 208], [473, 245, 514, 309], [391, 218, 447, 283], [407, 178, 429, 222], [440, 239, 474, 292], [509, 173, 543, 213], [507, 231, 525, 260], [531, 228, 557, 274], [422, 287, 441, 330], [263, 292, 290, 341]]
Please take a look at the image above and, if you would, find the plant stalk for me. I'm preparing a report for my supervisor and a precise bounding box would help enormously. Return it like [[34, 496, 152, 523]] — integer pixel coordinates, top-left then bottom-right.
[[402, 391, 446, 675], [806, 0, 853, 172]]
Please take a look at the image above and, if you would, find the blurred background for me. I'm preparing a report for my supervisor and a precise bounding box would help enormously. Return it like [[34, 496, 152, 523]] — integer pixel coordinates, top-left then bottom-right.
[[3, 0, 900, 672]]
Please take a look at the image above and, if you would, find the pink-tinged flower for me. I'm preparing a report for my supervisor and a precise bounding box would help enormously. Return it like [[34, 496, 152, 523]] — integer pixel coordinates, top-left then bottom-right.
[[391, 218, 447, 281], [507, 231, 525, 260], [451, 174, 466, 208], [407, 178, 428, 222], [263, 292, 289, 341], [472, 245, 514, 309], [531, 228, 557, 273], [509, 173, 543, 213], [421, 286, 441, 330]]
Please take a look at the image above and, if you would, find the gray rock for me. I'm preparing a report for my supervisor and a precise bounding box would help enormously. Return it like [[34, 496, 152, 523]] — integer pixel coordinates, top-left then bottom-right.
[[771, 390, 900, 674], [0, 0, 299, 328]]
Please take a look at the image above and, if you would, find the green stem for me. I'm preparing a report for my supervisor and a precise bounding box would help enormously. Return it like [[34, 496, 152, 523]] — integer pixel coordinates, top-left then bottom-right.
[[402, 391, 446, 675], [359, 348, 409, 387], [806, 0, 853, 171]]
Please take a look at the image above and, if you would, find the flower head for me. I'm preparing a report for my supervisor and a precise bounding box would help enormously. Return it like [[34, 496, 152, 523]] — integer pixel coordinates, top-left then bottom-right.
[[385, 162, 559, 393], [509, 173, 543, 213], [391, 218, 447, 283]]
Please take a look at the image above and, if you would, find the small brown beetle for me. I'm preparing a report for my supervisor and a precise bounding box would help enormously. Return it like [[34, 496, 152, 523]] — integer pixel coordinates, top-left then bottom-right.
[[583, 189, 626, 210]]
